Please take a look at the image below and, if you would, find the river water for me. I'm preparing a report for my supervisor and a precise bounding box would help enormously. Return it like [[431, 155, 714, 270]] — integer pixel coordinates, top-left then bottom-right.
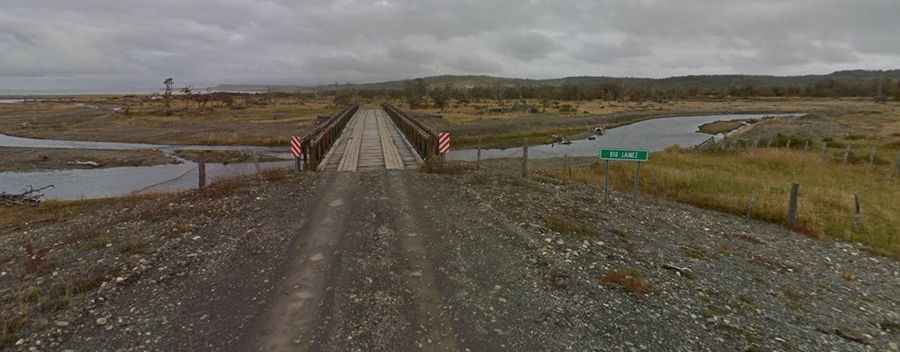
[[1, 113, 797, 200], [446, 113, 800, 161], [0, 133, 293, 200]]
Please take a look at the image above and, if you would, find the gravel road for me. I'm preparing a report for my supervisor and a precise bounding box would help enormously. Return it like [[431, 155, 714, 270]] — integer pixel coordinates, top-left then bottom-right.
[[2, 164, 898, 351]]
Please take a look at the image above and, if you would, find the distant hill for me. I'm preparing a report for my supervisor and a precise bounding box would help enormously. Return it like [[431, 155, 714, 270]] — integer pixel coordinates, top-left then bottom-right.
[[211, 70, 900, 97], [343, 70, 900, 91]]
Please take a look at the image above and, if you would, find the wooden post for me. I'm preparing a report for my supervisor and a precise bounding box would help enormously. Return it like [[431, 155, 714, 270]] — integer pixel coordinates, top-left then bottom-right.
[[868, 147, 876, 167], [603, 160, 610, 202], [476, 138, 482, 170], [633, 161, 641, 195], [895, 154, 900, 178], [787, 183, 799, 227], [746, 195, 755, 221], [198, 161, 207, 189], [521, 141, 528, 178], [852, 193, 861, 231], [843, 145, 851, 164]]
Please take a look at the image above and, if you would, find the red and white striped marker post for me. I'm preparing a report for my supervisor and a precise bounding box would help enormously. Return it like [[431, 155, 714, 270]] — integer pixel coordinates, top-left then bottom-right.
[[290, 136, 303, 171], [437, 132, 451, 167], [438, 132, 451, 154]]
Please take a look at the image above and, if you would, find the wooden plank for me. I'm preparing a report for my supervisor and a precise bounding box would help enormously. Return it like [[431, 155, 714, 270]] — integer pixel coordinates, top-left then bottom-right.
[[376, 110, 405, 170], [337, 110, 367, 172]]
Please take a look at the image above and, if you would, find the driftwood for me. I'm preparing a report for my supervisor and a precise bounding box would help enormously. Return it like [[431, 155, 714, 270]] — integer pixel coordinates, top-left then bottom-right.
[[0, 185, 54, 207]]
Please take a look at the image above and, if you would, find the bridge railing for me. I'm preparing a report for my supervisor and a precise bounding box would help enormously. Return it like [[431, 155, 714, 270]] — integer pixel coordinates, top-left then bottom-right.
[[301, 104, 359, 170], [382, 104, 439, 160]]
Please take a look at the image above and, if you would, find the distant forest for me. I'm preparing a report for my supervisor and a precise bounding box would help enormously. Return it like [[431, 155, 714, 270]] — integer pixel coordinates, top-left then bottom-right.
[[214, 70, 900, 105]]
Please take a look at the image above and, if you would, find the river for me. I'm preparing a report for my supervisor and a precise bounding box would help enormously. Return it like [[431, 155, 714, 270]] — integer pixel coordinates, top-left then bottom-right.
[[446, 113, 800, 161], [1, 113, 798, 200]]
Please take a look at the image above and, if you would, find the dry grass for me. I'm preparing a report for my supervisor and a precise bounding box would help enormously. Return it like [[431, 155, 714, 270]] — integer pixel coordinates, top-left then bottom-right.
[[0, 96, 337, 146], [543, 147, 900, 258], [174, 150, 284, 164], [599, 269, 653, 296]]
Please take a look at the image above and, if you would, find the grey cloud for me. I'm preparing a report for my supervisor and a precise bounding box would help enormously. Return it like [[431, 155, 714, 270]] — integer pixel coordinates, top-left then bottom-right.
[[574, 38, 651, 64], [0, 0, 897, 90], [494, 31, 561, 62]]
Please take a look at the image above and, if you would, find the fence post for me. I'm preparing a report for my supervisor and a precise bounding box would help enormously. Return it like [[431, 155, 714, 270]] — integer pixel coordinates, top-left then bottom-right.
[[868, 147, 876, 167], [746, 195, 755, 221], [198, 161, 207, 189], [476, 138, 482, 170], [521, 141, 528, 178], [895, 154, 900, 178], [852, 193, 861, 232], [633, 161, 641, 195], [843, 145, 851, 164], [603, 160, 610, 202], [787, 183, 799, 227]]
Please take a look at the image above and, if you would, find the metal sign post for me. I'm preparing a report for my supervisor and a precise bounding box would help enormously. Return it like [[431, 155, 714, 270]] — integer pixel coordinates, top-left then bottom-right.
[[598, 147, 650, 200]]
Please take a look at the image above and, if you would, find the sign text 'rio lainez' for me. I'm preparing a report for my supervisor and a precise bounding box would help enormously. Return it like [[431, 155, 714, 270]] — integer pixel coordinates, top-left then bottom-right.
[[598, 148, 649, 162]]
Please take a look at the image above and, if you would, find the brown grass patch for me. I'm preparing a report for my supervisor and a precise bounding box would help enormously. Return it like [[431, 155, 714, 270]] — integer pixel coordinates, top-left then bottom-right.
[[599, 269, 652, 296]]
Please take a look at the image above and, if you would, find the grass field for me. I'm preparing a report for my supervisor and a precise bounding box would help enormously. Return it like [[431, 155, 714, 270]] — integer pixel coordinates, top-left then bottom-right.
[[0, 95, 337, 146], [541, 147, 900, 258]]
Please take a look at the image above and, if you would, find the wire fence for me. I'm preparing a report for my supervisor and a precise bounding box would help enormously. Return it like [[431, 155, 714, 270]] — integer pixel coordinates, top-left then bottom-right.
[[450, 137, 900, 257]]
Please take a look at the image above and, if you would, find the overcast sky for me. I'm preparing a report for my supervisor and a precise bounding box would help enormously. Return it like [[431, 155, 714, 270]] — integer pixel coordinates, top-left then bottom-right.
[[2, 0, 898, 91]]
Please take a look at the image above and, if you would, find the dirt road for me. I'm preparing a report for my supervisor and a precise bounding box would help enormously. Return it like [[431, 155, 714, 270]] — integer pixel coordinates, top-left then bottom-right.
[[3, 166, 898, 351]]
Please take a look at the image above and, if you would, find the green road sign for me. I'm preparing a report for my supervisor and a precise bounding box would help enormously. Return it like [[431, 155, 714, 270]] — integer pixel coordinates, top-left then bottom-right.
[[599, 148, 649, 161]]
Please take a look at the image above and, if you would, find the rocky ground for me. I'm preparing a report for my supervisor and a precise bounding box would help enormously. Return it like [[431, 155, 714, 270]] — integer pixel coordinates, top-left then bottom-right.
[[0, 148, 176, 172], [1, 161, 897, 351], [172, 150, 286, 164]]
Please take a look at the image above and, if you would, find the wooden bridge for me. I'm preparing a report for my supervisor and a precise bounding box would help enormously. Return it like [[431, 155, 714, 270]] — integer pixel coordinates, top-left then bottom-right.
[[298, 104, 440, 172], [319, 109, 421, 171]]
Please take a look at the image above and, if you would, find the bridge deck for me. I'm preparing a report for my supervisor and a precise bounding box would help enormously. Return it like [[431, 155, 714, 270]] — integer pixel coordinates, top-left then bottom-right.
[[320, 109, 420, 172]]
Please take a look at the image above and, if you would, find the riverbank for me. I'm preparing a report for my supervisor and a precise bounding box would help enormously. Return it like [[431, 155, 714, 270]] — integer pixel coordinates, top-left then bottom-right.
[[534, 101, 900, 259], [697, 119, 755, 135], [0, 147, 176, 172], [407, 98, 874, 149], [173, 150, 286, 164]]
